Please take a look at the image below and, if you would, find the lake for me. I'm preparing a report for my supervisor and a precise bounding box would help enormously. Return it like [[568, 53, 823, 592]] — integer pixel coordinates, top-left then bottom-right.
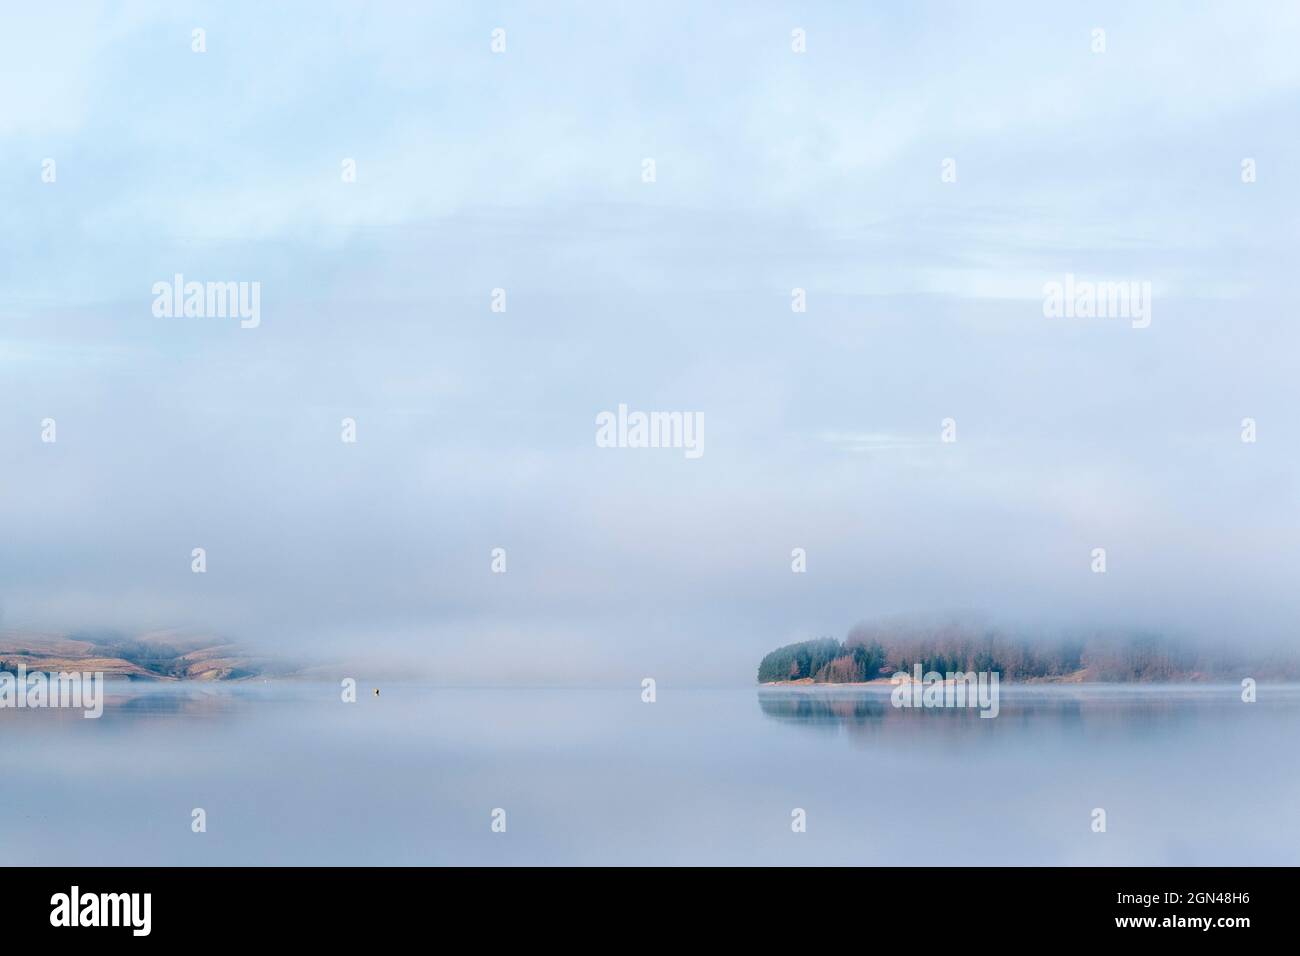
[[3, 682, 1297, 865]]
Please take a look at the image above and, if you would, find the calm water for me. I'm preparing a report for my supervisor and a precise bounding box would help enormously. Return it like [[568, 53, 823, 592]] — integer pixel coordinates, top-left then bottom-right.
[[3, 682, 1298, 865]]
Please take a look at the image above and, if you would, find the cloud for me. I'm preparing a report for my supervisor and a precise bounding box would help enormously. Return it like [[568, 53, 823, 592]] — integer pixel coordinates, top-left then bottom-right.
[[3, 2, 1298, 682]]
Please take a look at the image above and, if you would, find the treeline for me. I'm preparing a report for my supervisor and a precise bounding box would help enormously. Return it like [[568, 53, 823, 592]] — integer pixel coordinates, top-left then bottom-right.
[[756, 638, 887, 684], [757, 625, 1300, 683]]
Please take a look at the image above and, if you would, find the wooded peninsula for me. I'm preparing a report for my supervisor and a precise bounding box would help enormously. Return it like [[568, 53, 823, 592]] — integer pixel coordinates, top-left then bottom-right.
[[758, 624, 1300, 684]]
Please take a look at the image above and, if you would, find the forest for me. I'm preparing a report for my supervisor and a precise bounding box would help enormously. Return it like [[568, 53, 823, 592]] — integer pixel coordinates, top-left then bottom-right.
[[756, 623, 1298, 683]]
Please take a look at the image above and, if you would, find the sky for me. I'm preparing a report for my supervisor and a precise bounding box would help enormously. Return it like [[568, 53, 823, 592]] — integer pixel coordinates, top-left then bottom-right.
[[1, 2, 1298, 683]]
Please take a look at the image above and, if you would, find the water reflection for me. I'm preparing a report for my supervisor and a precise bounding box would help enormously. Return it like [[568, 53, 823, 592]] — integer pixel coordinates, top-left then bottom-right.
[[756, 683, 1300, 745], [4, 683, 1299, 865]]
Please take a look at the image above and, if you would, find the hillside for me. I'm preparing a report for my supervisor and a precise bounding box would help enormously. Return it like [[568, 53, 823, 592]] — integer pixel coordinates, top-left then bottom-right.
[[0, 630, 289, 681]]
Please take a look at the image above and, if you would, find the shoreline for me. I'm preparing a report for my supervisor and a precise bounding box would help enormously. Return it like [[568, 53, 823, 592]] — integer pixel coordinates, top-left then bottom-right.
[[758, 670, 1234, 687]]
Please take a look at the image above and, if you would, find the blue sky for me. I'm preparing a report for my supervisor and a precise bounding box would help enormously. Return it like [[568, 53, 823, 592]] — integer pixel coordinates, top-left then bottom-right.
[[2, 2, 1298, 682]]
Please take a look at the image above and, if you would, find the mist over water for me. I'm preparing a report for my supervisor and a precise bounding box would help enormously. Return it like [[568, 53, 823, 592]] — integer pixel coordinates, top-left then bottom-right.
[[3, 1, 1299, 881], [5, 682, 1297, 866]]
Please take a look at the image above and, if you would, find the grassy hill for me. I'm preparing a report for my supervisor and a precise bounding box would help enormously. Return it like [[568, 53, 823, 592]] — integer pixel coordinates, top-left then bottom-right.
[[0, 629, 290, 681]]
